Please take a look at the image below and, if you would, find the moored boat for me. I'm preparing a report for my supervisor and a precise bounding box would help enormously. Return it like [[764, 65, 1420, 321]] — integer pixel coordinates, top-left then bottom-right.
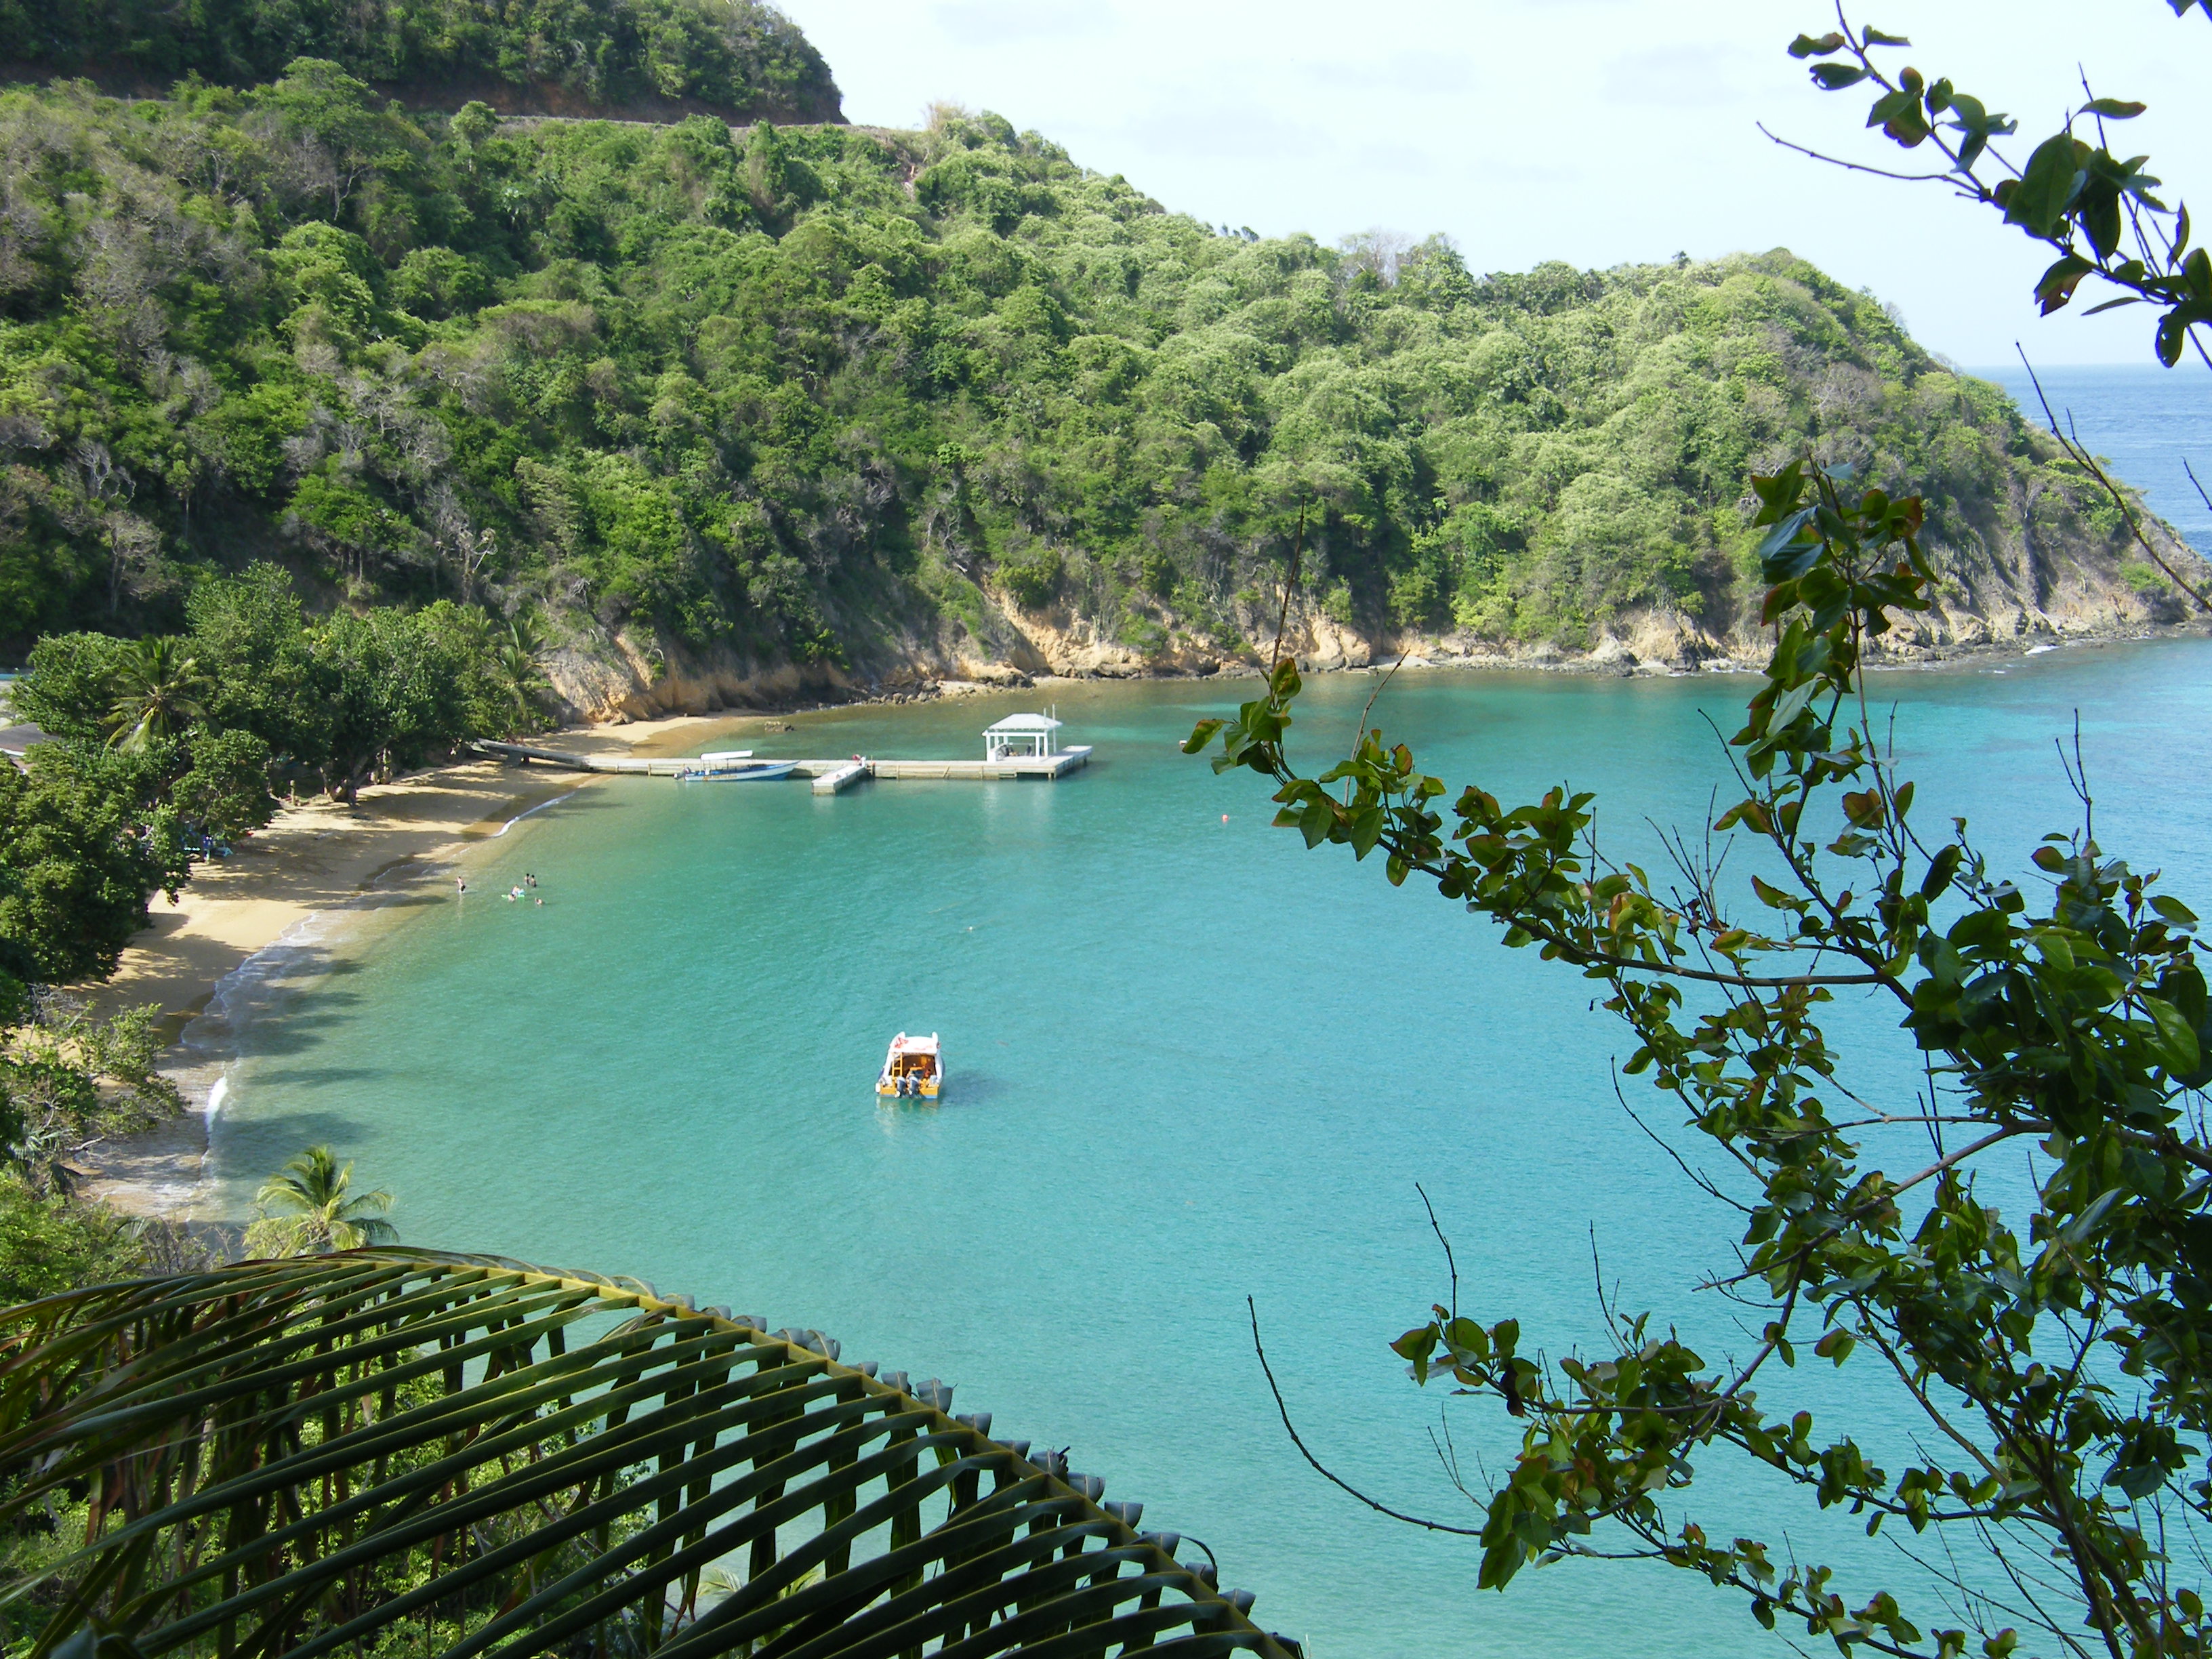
[[674, 756, 797, 782], [876, 1032, 943, 1099]]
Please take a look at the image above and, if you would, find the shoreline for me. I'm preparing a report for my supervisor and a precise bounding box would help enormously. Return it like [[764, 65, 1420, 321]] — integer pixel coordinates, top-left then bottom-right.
[[68, 628, 2201, 1223], [73, 712, 758, 1221], [605, 619, 2212, 722]]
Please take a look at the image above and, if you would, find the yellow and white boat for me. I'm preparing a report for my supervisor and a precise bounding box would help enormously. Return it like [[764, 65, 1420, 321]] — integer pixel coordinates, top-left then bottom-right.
[[877, 1032, 943, 1100]]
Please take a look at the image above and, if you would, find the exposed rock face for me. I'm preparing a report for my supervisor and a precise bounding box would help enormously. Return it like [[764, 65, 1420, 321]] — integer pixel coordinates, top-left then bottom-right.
[[542, 507, 2207, 718], [541, 629, 853, 722]]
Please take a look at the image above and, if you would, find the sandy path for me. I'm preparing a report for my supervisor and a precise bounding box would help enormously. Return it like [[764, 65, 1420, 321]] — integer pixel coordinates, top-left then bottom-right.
[[75, 715, 745, 1216]]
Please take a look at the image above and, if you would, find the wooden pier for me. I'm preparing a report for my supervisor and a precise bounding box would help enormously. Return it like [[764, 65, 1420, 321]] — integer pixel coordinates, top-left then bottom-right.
[[471, 741, 1092, 792]]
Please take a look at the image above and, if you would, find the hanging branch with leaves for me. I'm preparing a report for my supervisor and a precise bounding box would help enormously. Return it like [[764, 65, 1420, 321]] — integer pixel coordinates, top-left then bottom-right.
[[1769, 5, 2211, 365], [1189, 451, 2212, 1659]]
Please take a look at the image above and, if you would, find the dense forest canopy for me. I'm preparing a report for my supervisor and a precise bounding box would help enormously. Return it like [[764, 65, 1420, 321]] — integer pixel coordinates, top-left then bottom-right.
[[0, 0, 840, 119], [0, 66, 2165, 703]]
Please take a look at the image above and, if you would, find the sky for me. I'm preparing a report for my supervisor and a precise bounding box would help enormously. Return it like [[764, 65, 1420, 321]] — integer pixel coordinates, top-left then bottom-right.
[[775, 0, 2212, 369]]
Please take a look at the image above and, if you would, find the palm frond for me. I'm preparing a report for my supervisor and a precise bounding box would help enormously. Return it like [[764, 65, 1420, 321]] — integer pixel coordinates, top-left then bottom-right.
[[0, 1252, 1295, 1658]]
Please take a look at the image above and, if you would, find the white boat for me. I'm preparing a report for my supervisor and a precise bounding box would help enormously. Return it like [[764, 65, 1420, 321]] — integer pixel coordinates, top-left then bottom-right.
[[674, 756, 796, 782], [877, 1032, 943, 1100]]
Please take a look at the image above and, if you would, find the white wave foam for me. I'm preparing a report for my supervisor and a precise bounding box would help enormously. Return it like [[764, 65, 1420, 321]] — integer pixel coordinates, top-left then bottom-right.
[[492, 788, 582, 838], [181, 910, 340, 1060]]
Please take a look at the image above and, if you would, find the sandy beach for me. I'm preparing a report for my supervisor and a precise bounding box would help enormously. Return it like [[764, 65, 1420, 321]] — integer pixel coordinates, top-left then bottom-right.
[[75, 715, 750, 1218]]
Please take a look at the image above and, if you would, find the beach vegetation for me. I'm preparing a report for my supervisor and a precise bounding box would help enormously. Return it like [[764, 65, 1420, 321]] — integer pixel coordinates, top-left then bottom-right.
[[100, 637, 209, 752], [0, 741, 188, 987], [0, 1177, 141, 1307], [0, 992, 187, 1304], [1192, 9, 2212, 1657], [241, 1142, 395, 1255], [1, 998, 181, 1191]]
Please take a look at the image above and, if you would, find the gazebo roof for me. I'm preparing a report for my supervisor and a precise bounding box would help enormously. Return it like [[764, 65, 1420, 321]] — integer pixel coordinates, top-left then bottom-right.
[[983, 712, 1063, 733]]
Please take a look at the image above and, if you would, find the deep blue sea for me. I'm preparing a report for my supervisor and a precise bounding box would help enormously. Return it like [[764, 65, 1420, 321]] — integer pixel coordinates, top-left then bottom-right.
[[1978, 361, 2212, 548], [192, 365, 2212, 1658]]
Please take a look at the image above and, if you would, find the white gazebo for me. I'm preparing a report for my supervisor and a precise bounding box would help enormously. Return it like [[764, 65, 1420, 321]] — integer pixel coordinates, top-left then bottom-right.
[[983, 712, 1062, 761]]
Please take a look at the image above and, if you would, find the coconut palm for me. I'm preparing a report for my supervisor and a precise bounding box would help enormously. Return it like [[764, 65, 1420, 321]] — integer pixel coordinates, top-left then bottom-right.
[[104, 636, 208, 752], [241, 1143, 396, 1256], [0, 1254, 1292, 1659], [499, 616, 552, 731]]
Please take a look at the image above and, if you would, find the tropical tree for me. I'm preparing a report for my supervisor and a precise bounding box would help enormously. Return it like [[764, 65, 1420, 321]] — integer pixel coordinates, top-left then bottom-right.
[[0, 57, 2152, 670], [498, 616, 554, 733], [0, 742, 188, 985], [0, 1254, 1293, 1659], [241, 1144, 396, 1256], [6, 634, 128, 745], [1188, 15, 2212, 1658], [102, 638, 208, 754]]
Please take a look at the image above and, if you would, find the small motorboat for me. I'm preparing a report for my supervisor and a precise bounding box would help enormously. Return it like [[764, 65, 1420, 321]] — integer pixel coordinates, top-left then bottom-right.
[[675, 752, 797, 782], [877, 1032, 943, 1100]]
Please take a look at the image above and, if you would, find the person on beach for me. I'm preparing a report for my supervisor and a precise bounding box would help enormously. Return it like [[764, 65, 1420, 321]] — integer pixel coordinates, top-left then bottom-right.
[[456, 877, 467, 895]]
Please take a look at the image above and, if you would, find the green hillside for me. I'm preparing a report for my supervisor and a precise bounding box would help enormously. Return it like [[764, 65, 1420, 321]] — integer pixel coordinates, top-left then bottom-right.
[[0, 71, 2168, 701], [0, 0, 840, 119]]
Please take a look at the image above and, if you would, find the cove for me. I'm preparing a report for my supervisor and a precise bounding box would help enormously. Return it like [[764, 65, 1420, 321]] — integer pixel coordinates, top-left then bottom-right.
[[199, 642, 2212, 1659]]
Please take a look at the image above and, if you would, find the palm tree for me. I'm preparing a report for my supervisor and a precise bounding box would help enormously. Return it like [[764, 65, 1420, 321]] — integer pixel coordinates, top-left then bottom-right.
[[498, 616, 551, 733], [241, 1145, 396, 1257], [105, 636, 208, 752], [0, 1254, 1292, 1659]]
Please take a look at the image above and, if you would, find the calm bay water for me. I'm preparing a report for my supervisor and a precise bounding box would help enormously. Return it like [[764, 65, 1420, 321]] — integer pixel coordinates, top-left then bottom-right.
[[200, 636, 2212, 1658]]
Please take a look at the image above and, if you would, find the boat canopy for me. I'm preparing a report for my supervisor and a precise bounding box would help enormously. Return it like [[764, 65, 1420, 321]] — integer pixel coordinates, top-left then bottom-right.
[[983, 713, 1062, 760], [888, 1031, 939, 1057]]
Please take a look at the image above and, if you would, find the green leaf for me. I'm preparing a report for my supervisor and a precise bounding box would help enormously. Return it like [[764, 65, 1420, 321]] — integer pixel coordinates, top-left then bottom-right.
[[2083, 98, 2147, 119], [1868, 85, 1931, 146], [2157, 306, 2190, 367], [1809, 62, 1869, 89], [1767, 678, 1820, 733], [2033, 254, 2094, 314], [2186, 246, 2212, 302], [1788, 31, 1846, 57], [2004, 132, 2089, 235], [0, 1255, 1279, 1659], [1182, 718, 1225, 754], [2142, 994, 2202, 1073], [1919, 844, 1963, 899]]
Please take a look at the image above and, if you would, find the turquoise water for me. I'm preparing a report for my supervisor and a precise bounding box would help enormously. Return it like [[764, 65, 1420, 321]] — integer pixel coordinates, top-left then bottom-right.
[[200, 643, 2212, 1658]]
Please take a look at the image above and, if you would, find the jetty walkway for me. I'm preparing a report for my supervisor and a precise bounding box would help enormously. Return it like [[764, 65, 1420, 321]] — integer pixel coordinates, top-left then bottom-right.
[[468, 740, 1092, 796]]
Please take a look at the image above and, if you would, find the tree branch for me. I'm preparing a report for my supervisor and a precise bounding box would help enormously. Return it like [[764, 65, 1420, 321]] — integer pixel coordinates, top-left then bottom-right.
[[1246, 1297, 1483, 1536]]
